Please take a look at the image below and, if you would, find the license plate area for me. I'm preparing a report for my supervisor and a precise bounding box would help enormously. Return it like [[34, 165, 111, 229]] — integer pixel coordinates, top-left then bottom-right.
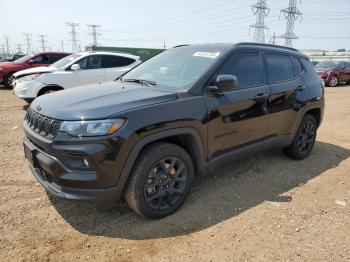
[[24, 142, 37, 167]]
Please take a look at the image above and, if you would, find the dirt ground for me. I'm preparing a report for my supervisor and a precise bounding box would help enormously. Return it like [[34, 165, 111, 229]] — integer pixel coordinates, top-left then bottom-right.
[[0, 85, 349, 262]]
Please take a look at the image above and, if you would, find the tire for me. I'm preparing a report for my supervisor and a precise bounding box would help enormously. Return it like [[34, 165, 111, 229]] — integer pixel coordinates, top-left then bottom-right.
[[124, 142, 194, 219], [3, 73, 14, 88], [328, 76, 338, 87], [283, 114, 317, 160]]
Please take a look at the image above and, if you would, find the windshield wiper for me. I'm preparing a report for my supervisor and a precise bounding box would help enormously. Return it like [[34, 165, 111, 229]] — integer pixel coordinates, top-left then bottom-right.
[[122, 78, 156, 86]]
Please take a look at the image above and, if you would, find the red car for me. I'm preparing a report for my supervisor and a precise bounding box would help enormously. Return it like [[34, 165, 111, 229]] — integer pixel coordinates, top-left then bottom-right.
[[0, 52, 71, 88], [315, 61, 350, 87]]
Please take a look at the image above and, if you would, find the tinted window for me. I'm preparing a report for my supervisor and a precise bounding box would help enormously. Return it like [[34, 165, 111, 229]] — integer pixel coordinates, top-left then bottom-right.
[[216, 52, 262, 89], [50, 54, 67, 63], [32, 54, 50, 64], [345, 62, 350, 69], [102, 55, 135, 68], [264, 53, 294, 83], [292, 56, 303, 76], [77, 55, 101, 69]]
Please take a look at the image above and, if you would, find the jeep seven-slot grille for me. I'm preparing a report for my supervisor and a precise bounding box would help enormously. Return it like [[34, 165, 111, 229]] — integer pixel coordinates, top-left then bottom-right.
[[25, 108, 61, 137]]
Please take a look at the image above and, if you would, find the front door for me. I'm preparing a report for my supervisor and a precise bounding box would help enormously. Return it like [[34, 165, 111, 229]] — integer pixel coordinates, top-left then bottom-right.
[[205, 51, 269, 159]]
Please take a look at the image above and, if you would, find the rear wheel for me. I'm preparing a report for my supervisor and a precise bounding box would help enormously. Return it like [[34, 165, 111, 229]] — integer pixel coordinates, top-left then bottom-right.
[[283, 114, 317, 160], [124, 142, 194, 219], [328, 76, 338, 87]]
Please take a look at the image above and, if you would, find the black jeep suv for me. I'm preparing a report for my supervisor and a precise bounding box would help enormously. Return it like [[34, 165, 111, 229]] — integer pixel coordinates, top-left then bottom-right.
[[23, 43, 324, 218]]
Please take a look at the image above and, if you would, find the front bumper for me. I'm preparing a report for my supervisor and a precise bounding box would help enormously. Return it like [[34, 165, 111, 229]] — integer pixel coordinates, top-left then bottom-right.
[[24, 137, 122, 202], [13, 79, 45, 99]]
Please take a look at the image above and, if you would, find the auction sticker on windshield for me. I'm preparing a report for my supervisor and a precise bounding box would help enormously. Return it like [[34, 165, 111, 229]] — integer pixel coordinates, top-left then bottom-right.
[[193, 51, 220, 59]]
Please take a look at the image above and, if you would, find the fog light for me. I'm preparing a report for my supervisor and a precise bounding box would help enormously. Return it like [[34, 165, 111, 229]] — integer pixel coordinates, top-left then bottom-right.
[[83, 158, 89, 167]]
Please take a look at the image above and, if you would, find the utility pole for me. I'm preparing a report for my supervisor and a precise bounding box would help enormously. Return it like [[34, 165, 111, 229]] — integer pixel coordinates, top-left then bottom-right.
[[66, 22, 80, 52], [163, 41, 166, 49], [4, 36, 10, 55], [16, 44, 23, 54], [269, 32, 277, 45], [87, 24, 101, 46], [61, 40, 64, 52], [23, 33, 32, 53], [38, 35, 48, 51], [280, 0, 302, 47], [250, 0, 270, 43]]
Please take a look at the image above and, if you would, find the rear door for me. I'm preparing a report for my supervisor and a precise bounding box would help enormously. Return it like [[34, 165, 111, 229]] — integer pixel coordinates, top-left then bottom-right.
[[264, 52, 309, 142], [205, 51, 269, 159], [101, 55, 137, 81]]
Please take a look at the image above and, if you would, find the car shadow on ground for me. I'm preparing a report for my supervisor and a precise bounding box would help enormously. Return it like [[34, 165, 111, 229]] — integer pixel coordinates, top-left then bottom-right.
[[50, 141, 349, 240]]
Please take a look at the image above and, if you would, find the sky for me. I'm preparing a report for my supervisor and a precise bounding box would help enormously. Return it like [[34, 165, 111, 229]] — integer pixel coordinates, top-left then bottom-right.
[[1, 0, 350, 54]]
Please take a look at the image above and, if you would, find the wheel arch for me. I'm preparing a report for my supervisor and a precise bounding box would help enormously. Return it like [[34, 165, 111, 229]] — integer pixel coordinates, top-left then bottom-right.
[[37, 85, 64, 96], [116, 128, 206, 197], [305, 108, 321, 127]]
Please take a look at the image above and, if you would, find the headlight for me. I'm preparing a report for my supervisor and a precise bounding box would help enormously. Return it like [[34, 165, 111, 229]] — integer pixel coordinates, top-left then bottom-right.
[[59, 119, 125, 137], [21, 73, 42, 82]]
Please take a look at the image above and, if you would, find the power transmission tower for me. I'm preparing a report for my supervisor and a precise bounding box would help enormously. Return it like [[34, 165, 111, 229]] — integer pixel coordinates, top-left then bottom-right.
[[280, 0, 302, 47], [61, 40, 64, 52], [23, 33, 32, 53], [87, 24, 101, 46], [0, 44, 6, 55], [66, 22, 80, 52], [4, 36, 10, 55], [16, 44, 23, 54], [38, 35, 48, 51], [250, 0, 270, 43]]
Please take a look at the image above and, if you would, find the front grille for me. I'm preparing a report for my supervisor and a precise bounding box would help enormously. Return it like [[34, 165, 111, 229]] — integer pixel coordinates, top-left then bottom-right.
[[25, 108, 61, 138]]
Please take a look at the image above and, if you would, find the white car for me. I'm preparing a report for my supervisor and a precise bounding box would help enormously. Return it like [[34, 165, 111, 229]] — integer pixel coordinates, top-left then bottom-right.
[[13, 51, 141, 102]]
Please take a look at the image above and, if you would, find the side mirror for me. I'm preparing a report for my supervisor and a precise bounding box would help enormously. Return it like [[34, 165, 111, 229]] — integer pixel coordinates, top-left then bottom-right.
[[71, 64, 81, 71], [208, 74, 237, 93], [27, 59, 34, 65]]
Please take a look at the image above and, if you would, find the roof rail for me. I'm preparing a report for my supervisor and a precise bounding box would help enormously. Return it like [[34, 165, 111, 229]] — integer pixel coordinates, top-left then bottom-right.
[[236, 42, 299, 52], [172, 44, 190, 48]]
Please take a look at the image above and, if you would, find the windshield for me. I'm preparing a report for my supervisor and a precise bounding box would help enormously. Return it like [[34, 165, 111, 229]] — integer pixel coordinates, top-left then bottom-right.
[[121, 47, 223, 91], [315, 61, 339, 69], [14, 54, 33, 63], [50, 53, 82, 69]]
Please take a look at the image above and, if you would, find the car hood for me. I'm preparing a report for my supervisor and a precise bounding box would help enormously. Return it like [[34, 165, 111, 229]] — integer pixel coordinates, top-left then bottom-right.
[[0, 62, 26, 70], [30, 81, 178, 120], [14, 66, 55, 78]]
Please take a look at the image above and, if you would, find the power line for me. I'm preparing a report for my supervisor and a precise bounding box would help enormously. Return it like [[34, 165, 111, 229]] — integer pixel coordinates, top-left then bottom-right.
[[66, 22, 80, 52], [87, 24, 102, 46], [23, 33, 32, 54], [280, 0, 302, 47], [38, 34, 48, 52], [250, 0, 270, 43]]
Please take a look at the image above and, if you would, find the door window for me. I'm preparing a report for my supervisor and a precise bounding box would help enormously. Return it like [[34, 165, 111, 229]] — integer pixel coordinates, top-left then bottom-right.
[[292, 56, 304, 76], [77, 55, 102, 69], [32, 54, 50, 64], [264, 53, 294, 83], [102, 55, 135, 68], [215, 52, 262, 89], [49, 54, 67, 63]]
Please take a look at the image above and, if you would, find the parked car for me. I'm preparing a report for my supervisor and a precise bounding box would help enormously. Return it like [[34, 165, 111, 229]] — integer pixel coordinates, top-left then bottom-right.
[[311, 60, 319, 66], [0, 52, 71, 87], [0, 54, 26, 62], [13, 51, 142, 102], [23, 43, 324, 218], [315, 60, 350, 87]]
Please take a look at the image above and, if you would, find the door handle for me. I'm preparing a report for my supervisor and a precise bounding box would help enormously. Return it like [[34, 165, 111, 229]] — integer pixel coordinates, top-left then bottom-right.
[[296, 85, 306, 92], [254, 93, 269, 101]]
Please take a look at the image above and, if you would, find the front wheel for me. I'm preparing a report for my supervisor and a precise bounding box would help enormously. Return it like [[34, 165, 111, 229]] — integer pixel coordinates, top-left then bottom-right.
[[283, 114, 317, 160], [124, 142, 194, 219], [3, 73, 14, 88]]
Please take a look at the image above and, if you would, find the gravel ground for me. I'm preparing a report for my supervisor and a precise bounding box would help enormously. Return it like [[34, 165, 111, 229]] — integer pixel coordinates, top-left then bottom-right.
[[0, 85, 349, 261]]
